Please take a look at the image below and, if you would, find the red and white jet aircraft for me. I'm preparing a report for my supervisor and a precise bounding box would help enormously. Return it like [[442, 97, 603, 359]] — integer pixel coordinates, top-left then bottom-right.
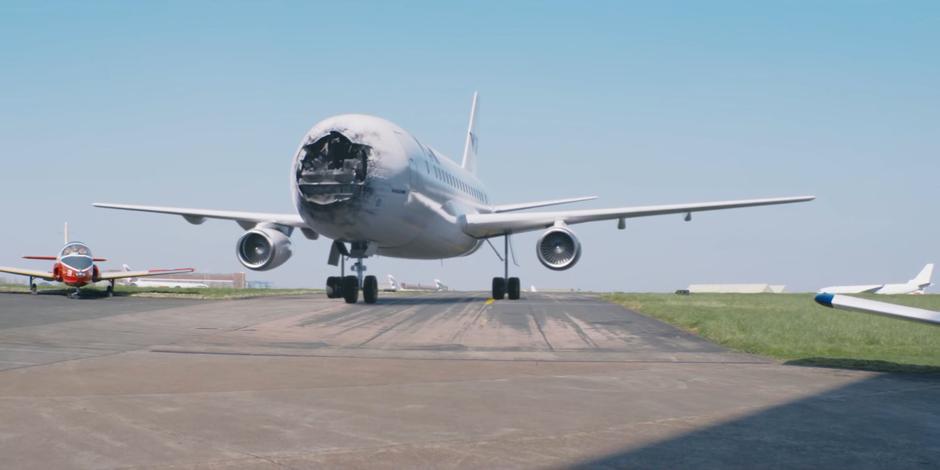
[[0, 224, 194, 298]]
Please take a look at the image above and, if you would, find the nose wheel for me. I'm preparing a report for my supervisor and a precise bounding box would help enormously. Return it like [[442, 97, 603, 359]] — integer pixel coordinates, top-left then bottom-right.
[[491, 235, 522, 300], [324, 252, 378, 304]]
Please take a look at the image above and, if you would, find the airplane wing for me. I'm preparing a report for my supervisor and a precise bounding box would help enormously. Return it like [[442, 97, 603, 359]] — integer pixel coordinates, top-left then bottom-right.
[[816, 285, 884, 294], [0, 266, 57, 281], [98, 268, 195, 281], [815, 293, 940, 325], [92, 203, 311, 231], [491, 196, 597, 213], [461, 196, 816, 238]]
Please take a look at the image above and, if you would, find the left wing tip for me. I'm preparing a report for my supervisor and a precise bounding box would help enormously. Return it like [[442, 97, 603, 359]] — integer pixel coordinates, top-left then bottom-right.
[[814, 292, 834, 307]]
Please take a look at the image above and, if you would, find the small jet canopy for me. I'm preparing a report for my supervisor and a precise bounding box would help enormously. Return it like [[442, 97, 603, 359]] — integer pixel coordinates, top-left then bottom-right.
[[60, 242, 94, 270]]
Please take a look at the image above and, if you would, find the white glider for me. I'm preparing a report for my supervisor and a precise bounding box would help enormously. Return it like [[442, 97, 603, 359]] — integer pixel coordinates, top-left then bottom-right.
[[818, 264, 933, 295]]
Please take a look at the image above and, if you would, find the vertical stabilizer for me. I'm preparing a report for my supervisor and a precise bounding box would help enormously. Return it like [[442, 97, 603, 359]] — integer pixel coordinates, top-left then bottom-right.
[[911, 263, 934, 287], [64, 222, 69, 244], [460, 92, 479, 175], [387, 275, 399, 291]]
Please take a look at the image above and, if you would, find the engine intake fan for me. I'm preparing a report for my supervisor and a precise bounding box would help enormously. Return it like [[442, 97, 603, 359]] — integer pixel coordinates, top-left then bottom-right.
[[536, 226, 581, 270], [236, 227, 293, 271]]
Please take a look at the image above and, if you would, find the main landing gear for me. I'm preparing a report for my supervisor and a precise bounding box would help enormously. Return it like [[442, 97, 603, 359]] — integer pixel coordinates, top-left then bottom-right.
[[28, 276, 37, 295], [324, 245, 378, 304], [492, 235, 521, 300], [105, 280, 115, 298]]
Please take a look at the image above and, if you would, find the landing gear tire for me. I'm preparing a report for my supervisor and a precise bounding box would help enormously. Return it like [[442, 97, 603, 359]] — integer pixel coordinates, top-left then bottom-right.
[[342, 275, 359, 304], [492, 277, 506, 300], [507, 277, 521, 300], [363, 275, 378, 304], [29, 284, 37, 295], [68, 289, 80, 300], [326, 276, 342, 298], [106, 282, 114, 298]]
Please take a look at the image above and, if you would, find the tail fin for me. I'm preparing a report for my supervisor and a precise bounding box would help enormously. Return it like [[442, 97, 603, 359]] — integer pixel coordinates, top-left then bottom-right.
[[911, 263, 934, 287], [64, 222, 69, 244], [460, 92, 479, 175], [387, 275, 399, 290], [434, 279, 447, 291], [122, 264, 132, 272]]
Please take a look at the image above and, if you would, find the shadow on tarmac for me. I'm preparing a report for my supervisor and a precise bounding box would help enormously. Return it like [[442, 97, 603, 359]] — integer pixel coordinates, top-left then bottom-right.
[[571, 373, 939, 469], [786, 357, 940, 375]]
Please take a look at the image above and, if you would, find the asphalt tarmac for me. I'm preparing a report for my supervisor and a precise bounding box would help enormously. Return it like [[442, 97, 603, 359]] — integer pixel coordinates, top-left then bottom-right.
[[0, 291, 936, 469]]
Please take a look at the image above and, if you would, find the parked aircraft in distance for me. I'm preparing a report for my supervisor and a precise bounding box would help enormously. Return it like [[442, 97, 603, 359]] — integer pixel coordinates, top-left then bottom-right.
[[119, 264, 209, 288], [817, 264, 933, 295], [385, 274, 447, 292], [814, 293, 940, 326], [95, 93, 814, 304], [0, 224, 194, 298]]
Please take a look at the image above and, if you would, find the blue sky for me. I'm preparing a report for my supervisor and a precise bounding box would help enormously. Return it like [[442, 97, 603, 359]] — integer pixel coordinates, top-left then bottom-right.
[[1, 1, 937, 291]]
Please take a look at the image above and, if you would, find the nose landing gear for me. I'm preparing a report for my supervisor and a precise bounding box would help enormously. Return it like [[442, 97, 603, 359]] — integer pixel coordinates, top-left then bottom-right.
[[324, 242, 378, 304]]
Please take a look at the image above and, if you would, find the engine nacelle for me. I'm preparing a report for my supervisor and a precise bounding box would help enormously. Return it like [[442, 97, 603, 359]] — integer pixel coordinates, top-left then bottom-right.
[[536, 226, 582, 271], [236, 227, 292, 271]]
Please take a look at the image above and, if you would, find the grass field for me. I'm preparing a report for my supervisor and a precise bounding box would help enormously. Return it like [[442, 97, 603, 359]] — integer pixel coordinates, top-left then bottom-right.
[[604, 293, 940, 373], [0, 283, 320, 299]]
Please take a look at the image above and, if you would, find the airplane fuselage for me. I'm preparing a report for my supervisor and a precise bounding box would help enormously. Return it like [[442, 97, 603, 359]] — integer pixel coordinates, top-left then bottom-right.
[[291, 114, 489, 260], [818, 283, 928, 295], [55, 261, 97, 287]]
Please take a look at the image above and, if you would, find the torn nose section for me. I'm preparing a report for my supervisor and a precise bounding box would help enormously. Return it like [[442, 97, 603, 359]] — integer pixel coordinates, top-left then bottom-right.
[[296, 131, 372, 205]]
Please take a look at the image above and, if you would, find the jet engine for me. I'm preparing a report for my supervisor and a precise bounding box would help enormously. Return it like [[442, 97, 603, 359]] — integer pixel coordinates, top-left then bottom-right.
[[236, 227, 292, 271], [536, 226, 581, 270]]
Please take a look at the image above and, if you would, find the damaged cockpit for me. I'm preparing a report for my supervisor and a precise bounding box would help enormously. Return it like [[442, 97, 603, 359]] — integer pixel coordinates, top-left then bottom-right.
[[296, 131, 372, 205]]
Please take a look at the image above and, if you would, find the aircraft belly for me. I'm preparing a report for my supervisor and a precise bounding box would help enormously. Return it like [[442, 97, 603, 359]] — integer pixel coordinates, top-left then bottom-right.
[[297, 181, 416, 245], [378, 215, 480, 259]]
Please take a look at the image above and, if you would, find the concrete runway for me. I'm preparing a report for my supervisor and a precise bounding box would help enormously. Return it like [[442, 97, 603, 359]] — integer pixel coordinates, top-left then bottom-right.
[[0, 291, 936, 469]]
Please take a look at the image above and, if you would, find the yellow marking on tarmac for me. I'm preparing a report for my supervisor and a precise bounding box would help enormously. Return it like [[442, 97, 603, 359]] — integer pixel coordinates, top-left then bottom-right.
[[485, 298, 495, 305]]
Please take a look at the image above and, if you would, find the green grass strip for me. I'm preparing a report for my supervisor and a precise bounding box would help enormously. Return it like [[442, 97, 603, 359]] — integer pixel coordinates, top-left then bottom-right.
[[604, 293, 940, 374]]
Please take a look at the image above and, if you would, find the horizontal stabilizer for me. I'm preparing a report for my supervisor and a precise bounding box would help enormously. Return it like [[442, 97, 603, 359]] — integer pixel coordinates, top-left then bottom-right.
[[492, 196, 597, 213]]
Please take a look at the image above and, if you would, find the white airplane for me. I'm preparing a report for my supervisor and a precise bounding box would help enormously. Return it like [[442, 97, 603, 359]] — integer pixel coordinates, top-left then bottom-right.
[[386, 275, 447, 292], [95, 93, 814, 304], [817, 264, 933, 295], [119, 264, 209, 288], [814, 293, 940, 326]]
